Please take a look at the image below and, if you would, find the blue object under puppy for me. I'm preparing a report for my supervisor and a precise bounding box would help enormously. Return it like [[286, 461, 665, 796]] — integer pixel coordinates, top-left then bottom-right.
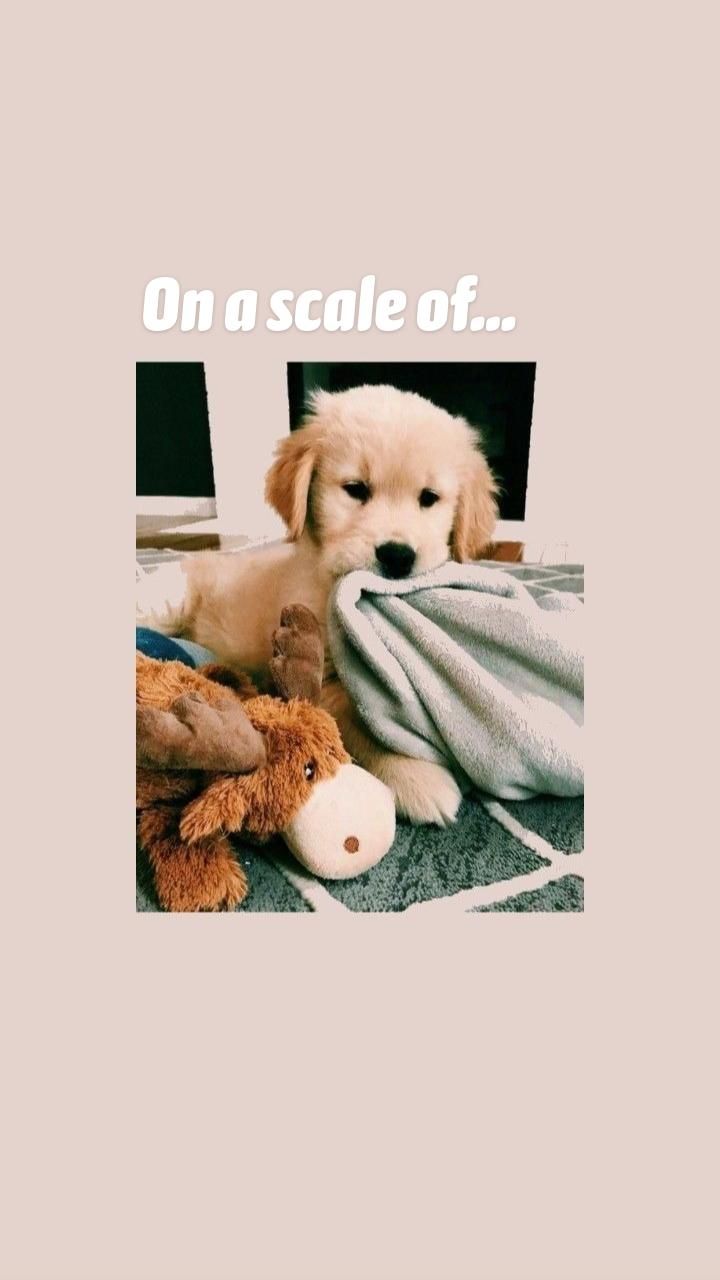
[[135, 628, 217, 668]]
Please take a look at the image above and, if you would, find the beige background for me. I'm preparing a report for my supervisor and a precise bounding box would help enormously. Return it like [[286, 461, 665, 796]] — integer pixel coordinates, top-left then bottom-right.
[[3, 3, 718, 1279]]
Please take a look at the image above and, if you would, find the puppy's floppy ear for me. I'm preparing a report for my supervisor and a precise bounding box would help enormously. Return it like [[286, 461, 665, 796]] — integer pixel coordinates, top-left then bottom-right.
[[451, 446, 499, 562], [265, 424, 322, 539]]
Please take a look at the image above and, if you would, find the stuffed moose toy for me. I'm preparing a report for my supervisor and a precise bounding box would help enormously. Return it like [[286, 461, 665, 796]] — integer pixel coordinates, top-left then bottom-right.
[[136, 604, 396, 911]]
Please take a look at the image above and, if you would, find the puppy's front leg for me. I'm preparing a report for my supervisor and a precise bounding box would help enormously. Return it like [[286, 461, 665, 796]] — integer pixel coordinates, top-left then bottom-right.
[[320, 681, 461, 827]]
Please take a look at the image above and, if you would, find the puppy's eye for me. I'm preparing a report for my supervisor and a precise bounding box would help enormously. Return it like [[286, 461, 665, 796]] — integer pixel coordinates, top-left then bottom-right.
[[342, 481, 371, 503], [303, 761, 316, 781], [419, 489, 440, 508]]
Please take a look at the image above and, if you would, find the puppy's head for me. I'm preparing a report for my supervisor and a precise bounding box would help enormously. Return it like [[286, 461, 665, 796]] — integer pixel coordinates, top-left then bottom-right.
[[265, 384, 497, 578]]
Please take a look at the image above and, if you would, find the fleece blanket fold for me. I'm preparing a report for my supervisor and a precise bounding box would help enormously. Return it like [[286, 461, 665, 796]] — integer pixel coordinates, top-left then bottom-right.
[[327, 563, 584, 800]]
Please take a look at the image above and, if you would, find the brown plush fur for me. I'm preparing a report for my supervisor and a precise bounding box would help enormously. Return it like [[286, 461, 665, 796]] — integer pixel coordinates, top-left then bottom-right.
[[136, 654, 258, 711], [137, 805, 249, 913], [136, 607, 349, 911]]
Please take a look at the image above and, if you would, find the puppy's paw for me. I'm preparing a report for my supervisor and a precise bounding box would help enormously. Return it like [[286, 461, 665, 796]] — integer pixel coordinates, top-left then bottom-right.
[[375, 756, 462, 826], [136, 561, 188, 633]]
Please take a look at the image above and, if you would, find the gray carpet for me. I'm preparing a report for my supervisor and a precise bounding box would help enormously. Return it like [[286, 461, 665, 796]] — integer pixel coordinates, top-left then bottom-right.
[[136, 559, 584, 914]]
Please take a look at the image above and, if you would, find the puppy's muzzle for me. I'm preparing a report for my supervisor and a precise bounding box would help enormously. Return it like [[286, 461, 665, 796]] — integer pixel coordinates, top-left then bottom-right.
[[375, 542, 416, 578]]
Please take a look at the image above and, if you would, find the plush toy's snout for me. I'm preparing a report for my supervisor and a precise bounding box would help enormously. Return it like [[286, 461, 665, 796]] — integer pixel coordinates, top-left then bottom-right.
[[282, 761, 396, 880]]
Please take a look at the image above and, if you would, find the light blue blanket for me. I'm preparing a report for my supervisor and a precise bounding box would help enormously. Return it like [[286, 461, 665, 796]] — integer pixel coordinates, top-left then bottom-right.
[[327, 563, 584, 800]]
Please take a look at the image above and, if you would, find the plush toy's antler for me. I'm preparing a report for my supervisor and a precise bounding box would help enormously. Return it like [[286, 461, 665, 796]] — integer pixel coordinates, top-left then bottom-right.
[[270, 604, 324, 704], [136, 691, 267, 772]]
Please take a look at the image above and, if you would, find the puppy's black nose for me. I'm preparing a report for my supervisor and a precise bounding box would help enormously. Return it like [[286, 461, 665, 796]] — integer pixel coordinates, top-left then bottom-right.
[[375, 542, 416, 578]]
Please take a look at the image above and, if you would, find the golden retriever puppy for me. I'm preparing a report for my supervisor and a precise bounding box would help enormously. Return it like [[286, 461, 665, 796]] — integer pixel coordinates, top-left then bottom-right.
[[137, 384, 497, 824]]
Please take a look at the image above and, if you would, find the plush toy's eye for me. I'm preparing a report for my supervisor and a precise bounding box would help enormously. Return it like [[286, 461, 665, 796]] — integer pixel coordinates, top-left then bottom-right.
[[342, 481, 371, 503], [304, 761, 316, 781], [419, 488, 440, 508]]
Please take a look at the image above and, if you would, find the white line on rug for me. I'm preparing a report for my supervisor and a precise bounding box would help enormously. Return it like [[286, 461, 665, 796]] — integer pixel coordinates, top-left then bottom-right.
[[269, 858, 351, 912], [402, 853, 586, 916], [480, 798, 582, 862]]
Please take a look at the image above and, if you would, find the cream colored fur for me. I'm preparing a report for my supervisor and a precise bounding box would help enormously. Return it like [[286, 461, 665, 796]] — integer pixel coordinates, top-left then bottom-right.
[[137, 384, 498, 824]]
